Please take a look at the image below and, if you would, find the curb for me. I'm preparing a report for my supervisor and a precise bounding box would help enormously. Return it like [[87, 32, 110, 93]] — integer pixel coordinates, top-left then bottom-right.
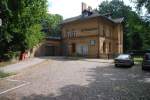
[[0, 59, 48, 80]]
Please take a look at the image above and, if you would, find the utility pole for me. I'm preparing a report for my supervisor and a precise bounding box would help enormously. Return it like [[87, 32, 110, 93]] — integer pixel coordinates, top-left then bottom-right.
[[0, 11, 2, 26], [0, 18, 2, 26]]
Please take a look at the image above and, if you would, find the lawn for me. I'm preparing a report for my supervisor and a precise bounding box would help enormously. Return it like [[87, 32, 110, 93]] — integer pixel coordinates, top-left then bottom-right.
[[134, 56, 143, 64], [0, 71, 11, 78], [0, 61, 16, 78]]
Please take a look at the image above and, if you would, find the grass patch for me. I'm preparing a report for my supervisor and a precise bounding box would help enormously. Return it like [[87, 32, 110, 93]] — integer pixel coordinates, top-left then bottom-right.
[[133, 56, 143, 64], [0, 61, 17, 67], [0, 71, 11, 78]]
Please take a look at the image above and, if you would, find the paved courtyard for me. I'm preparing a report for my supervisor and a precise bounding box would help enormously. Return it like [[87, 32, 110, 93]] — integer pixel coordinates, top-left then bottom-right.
[[0, 57, 150, 100]]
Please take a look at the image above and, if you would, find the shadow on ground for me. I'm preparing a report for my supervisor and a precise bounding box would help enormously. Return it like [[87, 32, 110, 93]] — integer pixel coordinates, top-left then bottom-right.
[[2, 64, 150, 100], [39, 56, 113, 64], [38, 56, 83, 61]]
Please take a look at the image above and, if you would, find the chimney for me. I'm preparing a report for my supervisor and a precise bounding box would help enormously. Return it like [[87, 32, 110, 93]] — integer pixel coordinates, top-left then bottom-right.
[[81, 2, 87, 13], [88, 6, 92, 12]]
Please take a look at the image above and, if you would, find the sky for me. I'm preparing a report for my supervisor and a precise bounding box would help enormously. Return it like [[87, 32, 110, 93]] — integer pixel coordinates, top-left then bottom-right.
[[48, 0, 135, 19]]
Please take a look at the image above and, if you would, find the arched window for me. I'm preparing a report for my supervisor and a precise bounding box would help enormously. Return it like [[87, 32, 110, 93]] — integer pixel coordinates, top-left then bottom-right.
[[71, 43, 76, 53], [109, 42, 111, 53], [103, 42, 106, 53]]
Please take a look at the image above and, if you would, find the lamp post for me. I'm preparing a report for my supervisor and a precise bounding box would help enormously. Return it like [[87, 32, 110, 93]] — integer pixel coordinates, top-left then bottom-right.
[[0, 18, 2, 26], [0, 10, 2, 26]]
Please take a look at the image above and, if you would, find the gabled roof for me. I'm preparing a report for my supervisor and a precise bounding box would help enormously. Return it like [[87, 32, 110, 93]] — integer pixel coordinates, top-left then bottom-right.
[[112, 18, 124, 23], [61, 13, 124, 24]]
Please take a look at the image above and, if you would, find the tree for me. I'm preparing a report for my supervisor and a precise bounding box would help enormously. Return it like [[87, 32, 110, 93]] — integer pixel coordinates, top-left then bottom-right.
[[135, 0, 150, 13], [141, 19, 150, 49], [131, 32, 143, 50], [42, 14, 63, 37], [99, 0, 133, 18], [0, 0, 48, 59], [98, 0, 145, 52], [134, 0, 150, 50]]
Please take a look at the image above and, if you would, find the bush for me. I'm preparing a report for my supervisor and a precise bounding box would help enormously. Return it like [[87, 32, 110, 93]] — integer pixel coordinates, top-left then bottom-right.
[[4, 51, 20, 60], [0, 71, 10, 78]]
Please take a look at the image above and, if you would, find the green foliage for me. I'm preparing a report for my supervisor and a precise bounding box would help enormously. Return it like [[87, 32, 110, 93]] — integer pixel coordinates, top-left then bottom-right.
[[99, 0, 132, 18], [42, 14, 63, 36], [25, 24, 44, 49], [133, 56, 143, 64], [131, 32, 143, 50], [136, 0, 150, 13], [0, 71, 10, 78], [0, 0, 48, 59], [98, 0, 149, 51], [4, 51, 19, 60]]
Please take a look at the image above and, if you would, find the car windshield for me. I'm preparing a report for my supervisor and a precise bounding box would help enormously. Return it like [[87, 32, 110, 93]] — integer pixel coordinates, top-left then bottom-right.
[[117, 54, 130, 59]]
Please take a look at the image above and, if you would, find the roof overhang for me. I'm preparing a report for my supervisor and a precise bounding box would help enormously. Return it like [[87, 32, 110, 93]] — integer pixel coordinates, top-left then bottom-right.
[[61, 13, 124, 25]]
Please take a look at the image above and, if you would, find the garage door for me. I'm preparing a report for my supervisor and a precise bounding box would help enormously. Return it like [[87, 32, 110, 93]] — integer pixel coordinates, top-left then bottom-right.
[[45, 46, 55, 56]]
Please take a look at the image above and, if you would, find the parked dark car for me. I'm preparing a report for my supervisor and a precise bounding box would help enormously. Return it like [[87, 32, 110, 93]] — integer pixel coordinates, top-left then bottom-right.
[[114, 54, 134, 67], [142, 53, 150, 70]]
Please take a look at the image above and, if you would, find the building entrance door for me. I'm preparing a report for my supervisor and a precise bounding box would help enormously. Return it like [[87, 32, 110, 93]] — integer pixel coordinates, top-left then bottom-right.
[[71, 43, 76, 53], [77, 44, 88, 56]]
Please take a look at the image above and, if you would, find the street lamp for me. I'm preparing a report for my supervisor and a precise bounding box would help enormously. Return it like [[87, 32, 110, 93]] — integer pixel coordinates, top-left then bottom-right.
[[0, 10, 2, 26], [0, 18, 2, 26]]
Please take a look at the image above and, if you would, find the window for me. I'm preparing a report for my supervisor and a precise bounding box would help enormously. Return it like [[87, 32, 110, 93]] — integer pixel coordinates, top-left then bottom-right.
[[103, 42, 106, 53], [73, 32, 76, 37], [66, 31, 77, 38], [109, 42, 111, 52], [90, 40, 96, 46]]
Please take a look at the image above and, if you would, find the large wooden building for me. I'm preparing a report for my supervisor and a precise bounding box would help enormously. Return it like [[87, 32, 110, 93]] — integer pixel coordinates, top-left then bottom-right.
[[61, 3, 123, 58], [36, 3, 123, 58]]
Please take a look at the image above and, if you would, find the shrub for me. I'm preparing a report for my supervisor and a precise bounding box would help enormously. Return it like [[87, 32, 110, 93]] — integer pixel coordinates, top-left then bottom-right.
[[4, 51, 20, 60]]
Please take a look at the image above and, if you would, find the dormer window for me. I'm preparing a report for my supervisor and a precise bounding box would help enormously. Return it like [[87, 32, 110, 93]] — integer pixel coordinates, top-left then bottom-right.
[[82, 10, 93, 17], [82, 10, 89, 17]]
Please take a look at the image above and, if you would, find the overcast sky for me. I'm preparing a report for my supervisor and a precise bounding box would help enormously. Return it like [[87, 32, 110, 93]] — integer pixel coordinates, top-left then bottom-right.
[[48, 0, 135, 19]]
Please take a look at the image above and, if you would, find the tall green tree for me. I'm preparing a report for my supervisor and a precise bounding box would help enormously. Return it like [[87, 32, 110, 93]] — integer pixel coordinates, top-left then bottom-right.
[[0, 0, 48, 59], [141, 19, 150, 49], [131, 32, 143, 50], [42, 14, 63, 37], [136, 0, 150, 13], [134, 0, 150, 50], [98, 0, 145, 51]]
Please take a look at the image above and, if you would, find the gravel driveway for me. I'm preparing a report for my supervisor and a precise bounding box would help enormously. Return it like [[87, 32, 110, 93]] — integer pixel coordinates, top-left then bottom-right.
[[0, 57, 150, 100]]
